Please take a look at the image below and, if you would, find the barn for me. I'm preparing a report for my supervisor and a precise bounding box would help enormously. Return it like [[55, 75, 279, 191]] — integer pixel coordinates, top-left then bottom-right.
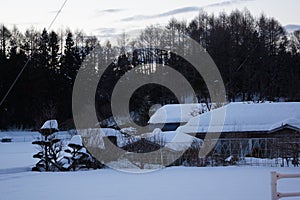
[[177, 102, 300, 163], [177, 102, 300, 139]]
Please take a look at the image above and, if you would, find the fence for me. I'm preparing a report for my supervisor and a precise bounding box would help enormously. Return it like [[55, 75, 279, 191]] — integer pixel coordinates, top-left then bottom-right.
[[207, 138, 300, 167], [271, 171, 300, 200], [0, 131, 73, 143]]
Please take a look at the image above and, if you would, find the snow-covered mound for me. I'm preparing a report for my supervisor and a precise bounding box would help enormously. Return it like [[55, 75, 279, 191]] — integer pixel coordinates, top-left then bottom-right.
[[69, 135, 83, 146], [141, 128, 203, 151], [41, 119, 58, 130]]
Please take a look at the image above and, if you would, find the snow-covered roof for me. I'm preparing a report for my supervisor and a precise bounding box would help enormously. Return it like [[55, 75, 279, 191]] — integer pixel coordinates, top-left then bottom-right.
[[41, 120, 58, 130], [177, 102, 300, 134], [269, 117, 300, 132], [148, 103, 212, 124]]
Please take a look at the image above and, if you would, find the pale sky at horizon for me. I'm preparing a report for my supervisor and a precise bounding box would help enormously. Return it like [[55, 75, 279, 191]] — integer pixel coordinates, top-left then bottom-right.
[[0, 0, 299, 42]]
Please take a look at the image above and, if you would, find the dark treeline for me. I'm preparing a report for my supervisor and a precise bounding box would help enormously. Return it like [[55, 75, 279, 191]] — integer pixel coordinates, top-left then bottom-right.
[[0, 9, 299, 129]]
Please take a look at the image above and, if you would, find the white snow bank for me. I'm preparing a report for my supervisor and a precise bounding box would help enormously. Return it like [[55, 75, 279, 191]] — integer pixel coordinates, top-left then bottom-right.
[[1, 166, 300, 200], [0, 131, 71, 142], [41, 119, 58, 130], [1, 136, 300, 200], [0, 142, 36, 170]]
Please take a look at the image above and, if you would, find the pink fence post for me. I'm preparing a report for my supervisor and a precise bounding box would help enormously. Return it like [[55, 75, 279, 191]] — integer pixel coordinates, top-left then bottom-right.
[[271, 171, 279, 200]]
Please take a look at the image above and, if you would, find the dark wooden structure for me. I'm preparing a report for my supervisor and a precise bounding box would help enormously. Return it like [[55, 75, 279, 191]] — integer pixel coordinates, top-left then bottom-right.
[[122, 138, 162, 153]]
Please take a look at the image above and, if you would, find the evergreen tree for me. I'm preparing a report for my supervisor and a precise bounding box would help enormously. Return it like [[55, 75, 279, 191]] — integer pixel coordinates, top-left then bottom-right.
[[38, 28, 50, 69], [62, 31, 76, 83], [49, 31, 60, 72], [0, 25, 11, 57]]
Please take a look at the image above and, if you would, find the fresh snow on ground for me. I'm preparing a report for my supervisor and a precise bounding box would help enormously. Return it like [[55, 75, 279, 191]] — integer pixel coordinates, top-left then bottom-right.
[[0, 142, 36, 170], [1, 134, 300, 200], [0, 131, 71, 142]]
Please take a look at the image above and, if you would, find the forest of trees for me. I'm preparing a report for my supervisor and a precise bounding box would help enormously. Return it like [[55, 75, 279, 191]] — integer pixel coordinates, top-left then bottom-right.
[[0, 9, 299, 130]]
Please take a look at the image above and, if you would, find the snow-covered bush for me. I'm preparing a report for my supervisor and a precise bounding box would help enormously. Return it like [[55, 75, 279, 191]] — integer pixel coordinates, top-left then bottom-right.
[[32, 120, 103, 172], [32, 120, 63, 172], [62, 135, 103, 171]]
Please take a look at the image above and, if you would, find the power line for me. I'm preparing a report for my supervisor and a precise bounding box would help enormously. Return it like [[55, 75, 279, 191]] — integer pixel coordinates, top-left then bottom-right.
[[0, 59, 31, 107], [48, 0, 68, 31], [0, 0, 68, 108]]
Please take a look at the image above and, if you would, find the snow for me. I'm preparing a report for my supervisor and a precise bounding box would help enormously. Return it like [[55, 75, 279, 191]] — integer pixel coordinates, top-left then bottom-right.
[[79, 128, 203, 151], [225, 155, 233, 162], [0, 134, 12, 139], [0, 131, 72, 142], [41, 119, 58, 130], [69, 135, 82, 146], [79, 128, 142, 149], [1, 133, 300, 200], [237, 157, 294, 167], [269, 117, 300, 131], [120, 127, 137, 135], [149, 103, 212, 124], [178, 102, 300, 134], [285, 24, 300, 33], [142, 129, 203, 151], [0, 142, 36, 170]]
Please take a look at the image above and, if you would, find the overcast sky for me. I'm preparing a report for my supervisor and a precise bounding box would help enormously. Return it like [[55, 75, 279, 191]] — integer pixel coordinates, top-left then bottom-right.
[[1, 0, 299, 41]]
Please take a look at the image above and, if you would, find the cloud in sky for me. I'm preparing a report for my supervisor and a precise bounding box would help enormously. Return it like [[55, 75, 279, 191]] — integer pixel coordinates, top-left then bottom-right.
[[96, 27, 117, 33], [205, 0, 255, 8], [94, 27, 141, 39], [6, 22, 40, 26], [122, 0, 255, 22], [122, 6, 200, 22], [98, 9, 124, 14], [94, 27, 119, 38]]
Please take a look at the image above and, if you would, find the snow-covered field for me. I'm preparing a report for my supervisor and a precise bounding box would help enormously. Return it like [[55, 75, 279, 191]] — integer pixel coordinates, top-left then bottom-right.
[[1, 135, 300, 200]]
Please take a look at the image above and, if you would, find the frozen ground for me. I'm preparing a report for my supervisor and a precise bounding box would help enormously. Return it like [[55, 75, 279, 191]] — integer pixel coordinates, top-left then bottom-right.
[[1, 137, 300, 200]]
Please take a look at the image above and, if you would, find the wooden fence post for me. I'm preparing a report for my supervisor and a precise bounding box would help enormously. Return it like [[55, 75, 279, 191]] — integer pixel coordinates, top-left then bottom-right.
[[271, 171, 278, 200]]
